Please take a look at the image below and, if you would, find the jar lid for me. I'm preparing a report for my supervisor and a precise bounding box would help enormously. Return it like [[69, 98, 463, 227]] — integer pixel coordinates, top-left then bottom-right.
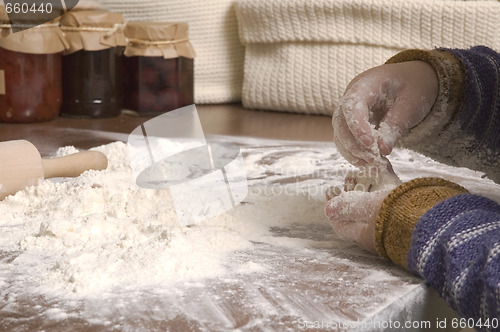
[[0, 6, 68, 54], [60, 9, 127, 54], [124, 21, 195, 59]]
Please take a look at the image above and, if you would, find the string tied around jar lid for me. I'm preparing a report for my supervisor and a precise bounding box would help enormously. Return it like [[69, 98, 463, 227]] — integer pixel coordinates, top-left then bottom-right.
[[60, 22, 126, 37], [126, 37, 189, 46], [60, 10, 127, 54], [123, 22, 195, 60], [0, 19, 69, 54], [0, 22, 61, 30]]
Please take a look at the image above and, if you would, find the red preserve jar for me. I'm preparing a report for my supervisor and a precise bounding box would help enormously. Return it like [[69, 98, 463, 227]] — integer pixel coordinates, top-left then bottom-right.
[[122, 22, 195, 116], [60, 10, 127, 118], [0, 10, 67, 123]]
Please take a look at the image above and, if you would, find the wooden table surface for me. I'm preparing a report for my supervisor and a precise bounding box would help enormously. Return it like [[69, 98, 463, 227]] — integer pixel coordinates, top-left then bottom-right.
[[0, 104, 333, 155], [0, 104, 462, 331]]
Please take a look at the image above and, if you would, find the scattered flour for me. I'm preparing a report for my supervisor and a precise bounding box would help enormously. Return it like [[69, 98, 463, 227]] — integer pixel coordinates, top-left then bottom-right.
[[1, 137, 498, 330], [0, 141, 327, 297]]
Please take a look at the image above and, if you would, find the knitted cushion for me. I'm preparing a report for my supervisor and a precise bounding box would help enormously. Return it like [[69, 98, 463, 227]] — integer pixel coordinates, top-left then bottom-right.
[[235, 0, 500, 115], [98, 0, 245, 104]]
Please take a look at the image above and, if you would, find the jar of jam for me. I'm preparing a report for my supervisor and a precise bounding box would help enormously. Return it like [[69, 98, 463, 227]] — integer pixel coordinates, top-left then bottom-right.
[[0, 9, 67, 123], [60, 10, 127, 118], [122, 22, 195, 116]]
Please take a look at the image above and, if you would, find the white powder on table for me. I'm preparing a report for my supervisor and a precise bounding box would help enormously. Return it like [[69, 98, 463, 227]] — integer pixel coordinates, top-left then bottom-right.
[[2, 142, 236, 295], [1, 137, 498, 329], [0, 140, 329, 297]]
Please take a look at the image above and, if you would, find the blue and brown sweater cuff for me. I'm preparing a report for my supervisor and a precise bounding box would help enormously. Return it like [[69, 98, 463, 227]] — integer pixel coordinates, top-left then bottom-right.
[[374, 177, 468, 269]]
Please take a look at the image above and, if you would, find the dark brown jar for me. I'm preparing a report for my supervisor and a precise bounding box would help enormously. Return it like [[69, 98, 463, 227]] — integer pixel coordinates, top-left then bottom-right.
[[62, 48, 123, 118], [122, 22, 195, 116], [0, 15, 66, 123], [60, 10, 127, 118]]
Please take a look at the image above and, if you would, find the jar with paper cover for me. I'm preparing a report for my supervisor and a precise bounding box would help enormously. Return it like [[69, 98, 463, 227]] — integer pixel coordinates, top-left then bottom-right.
[[0, 7, 67, 123], [122, 21, 195, 116], [60, 10, 127, 118]]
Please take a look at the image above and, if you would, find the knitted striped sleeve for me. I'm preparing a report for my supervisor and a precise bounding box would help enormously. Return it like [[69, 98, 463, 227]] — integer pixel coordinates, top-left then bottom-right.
[[386, 46, 500, 183], [407, 194, 500, 330], [375, 178, 500, 329]]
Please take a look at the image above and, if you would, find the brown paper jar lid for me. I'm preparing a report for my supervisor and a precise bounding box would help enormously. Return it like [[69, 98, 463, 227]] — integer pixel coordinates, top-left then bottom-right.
[[124, 21, 195, 59], [0, 6, 68, 54], [60, 9, 127, 54]]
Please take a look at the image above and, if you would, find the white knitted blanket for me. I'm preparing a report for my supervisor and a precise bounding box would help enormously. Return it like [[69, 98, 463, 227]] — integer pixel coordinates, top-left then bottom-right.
[[236, 0, 500, 115], [98, 0, 245, 104]]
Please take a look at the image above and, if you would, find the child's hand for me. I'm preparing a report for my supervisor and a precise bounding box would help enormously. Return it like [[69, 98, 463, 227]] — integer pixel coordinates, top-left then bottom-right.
[[325, 185, 389, 253], [324, 169, 401, 253], [332, 61, 439, 169]]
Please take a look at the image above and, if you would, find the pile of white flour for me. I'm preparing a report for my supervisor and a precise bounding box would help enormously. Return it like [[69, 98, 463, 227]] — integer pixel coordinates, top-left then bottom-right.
[[2, 137, 499, 329], [0, 141, 327, 297]]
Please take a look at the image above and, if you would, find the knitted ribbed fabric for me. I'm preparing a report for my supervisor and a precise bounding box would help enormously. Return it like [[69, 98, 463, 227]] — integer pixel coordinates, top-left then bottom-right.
[[235, 0, 500, 114], [387, 47, 500, 183], [408, 194, 500, 329], [98, 0, 245, 104], [374, 177, 468, 269]]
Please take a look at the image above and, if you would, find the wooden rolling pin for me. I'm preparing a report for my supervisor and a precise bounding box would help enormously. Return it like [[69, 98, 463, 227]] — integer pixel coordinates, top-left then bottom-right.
[[0, 140, 108, 200]]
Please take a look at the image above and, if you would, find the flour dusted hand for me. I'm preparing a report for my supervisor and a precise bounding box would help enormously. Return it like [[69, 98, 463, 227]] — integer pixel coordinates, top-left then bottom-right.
[[324, 168, 399, 252], [343, 165, 402, 193], [328, 60, 437, 253], [325, 188, 389, 253], [332, 61, 439, 169]]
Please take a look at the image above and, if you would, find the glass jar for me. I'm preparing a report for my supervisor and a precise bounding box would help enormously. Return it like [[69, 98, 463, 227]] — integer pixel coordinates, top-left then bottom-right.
[[122, 22, 195, 116], [0, 10, 67, 123], [62, 47, 123, 118], [60, 10, 127, 118], [0, 48, 62, 122], [122, 55, 194, 115]]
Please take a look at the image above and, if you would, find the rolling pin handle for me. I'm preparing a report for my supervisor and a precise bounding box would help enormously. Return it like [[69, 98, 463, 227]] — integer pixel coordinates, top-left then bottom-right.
[[42, 151, 108, 179]]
